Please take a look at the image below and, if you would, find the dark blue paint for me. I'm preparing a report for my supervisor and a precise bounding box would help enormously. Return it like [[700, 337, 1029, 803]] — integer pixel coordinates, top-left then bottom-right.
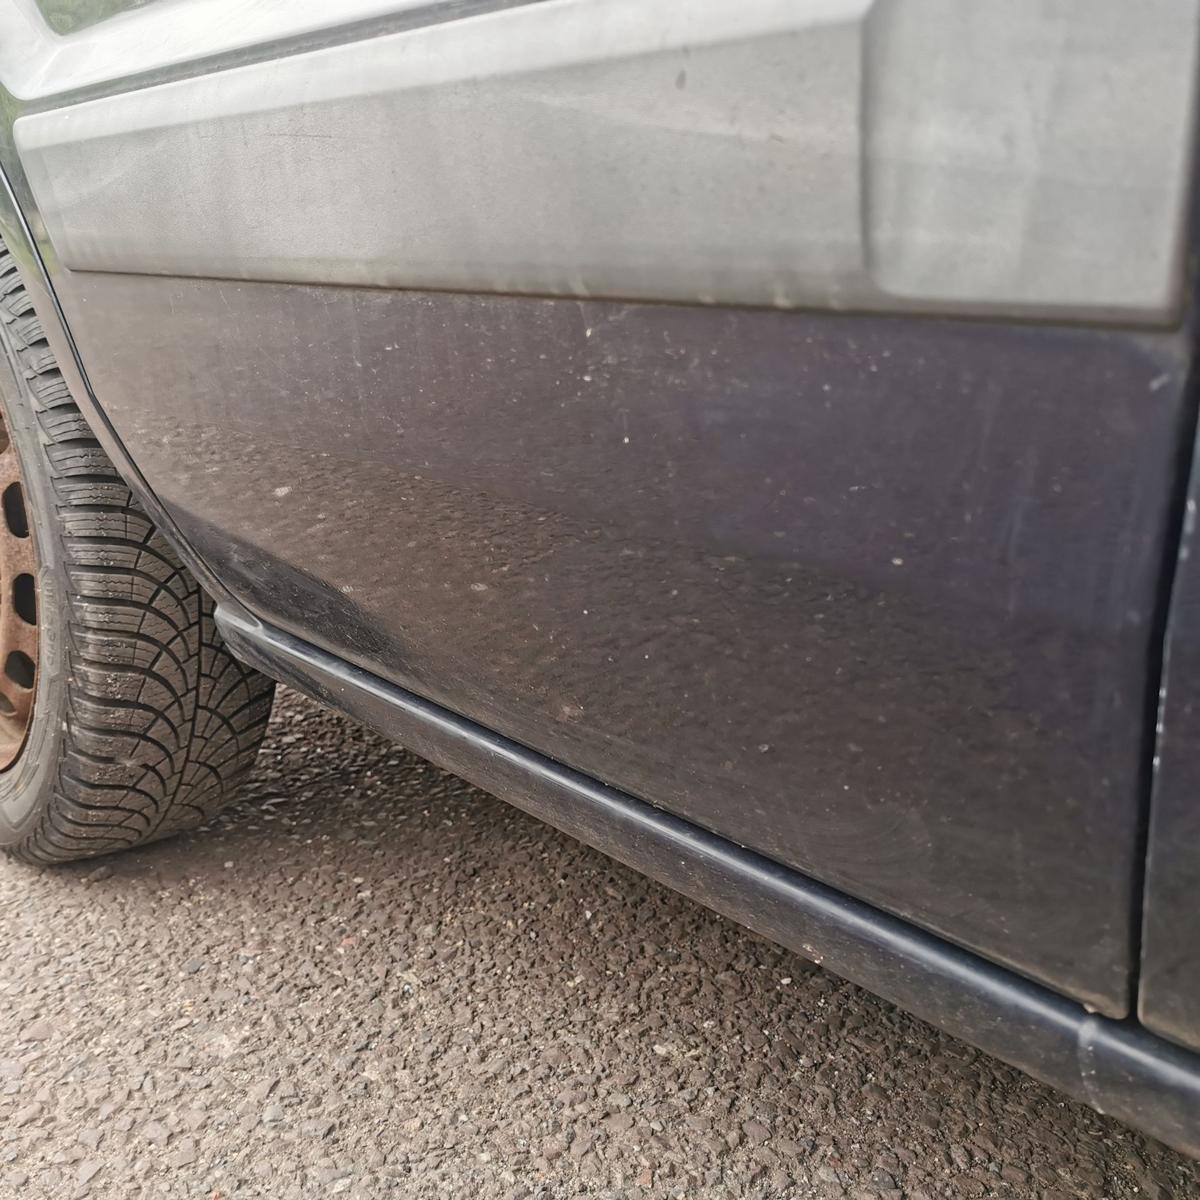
[[50, 271, 1193, 1014]]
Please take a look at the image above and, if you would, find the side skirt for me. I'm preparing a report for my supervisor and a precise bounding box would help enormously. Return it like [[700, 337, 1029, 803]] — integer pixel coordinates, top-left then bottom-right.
[[216, 602, 1200, 1157]]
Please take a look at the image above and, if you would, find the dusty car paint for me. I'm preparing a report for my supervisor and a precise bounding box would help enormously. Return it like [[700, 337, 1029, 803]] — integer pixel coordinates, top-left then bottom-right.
[[1, 0, 1200, 1157], [14, 0, 1200, 321], [47, 269, 1191, 1016]]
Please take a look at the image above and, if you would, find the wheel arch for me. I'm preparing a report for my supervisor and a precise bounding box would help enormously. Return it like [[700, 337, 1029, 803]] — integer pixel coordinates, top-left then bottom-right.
[[0, 161, 243, 615]]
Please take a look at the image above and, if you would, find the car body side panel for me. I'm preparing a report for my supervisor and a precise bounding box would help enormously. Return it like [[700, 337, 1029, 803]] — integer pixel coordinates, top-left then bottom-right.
[[3, 0, 1198, 1020], [42, 266, 1192, 1016], [14, 0, 1200, 321]]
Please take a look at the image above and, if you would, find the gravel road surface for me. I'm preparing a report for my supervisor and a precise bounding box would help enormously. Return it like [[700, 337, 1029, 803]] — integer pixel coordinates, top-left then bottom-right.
[[0, 689, 1195, 1199]]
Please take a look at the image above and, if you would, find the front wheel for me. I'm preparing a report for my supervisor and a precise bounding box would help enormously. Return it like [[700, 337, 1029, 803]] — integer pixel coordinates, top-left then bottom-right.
[[0, 239, 275, 864]]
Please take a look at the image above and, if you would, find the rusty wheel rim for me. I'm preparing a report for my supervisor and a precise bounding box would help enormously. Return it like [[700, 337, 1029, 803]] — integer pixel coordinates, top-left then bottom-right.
[[0, 410, 37, 770]]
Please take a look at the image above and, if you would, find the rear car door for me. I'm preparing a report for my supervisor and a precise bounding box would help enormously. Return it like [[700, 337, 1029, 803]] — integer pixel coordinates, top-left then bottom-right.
[[2, 0, 1198, 1017]]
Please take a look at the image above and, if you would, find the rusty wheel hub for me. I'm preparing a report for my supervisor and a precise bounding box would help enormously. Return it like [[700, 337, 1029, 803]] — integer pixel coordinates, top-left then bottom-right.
[[0, 413, 37, 769]]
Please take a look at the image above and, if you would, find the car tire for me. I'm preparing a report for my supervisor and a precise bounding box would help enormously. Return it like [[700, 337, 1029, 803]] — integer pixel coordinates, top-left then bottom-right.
[[0, 239, 275, 864]]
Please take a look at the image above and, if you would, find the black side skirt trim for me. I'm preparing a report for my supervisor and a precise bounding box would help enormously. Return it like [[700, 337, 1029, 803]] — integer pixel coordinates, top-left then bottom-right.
[[216, 602, 1200, 1157]]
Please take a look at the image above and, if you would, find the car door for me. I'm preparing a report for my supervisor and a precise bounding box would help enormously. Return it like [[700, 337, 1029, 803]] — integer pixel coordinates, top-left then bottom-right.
[[1, 0, 1197, 1017]]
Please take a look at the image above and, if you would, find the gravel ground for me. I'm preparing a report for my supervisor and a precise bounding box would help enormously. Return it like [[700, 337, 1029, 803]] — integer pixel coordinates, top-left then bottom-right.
[[0, 689, 1196, 1200]]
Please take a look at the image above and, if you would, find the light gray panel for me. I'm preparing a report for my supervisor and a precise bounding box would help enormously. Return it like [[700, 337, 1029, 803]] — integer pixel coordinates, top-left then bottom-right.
[[864, 0, 1199, 310], [14, 0, 1200, 318], [0, 0, 447, 100]]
